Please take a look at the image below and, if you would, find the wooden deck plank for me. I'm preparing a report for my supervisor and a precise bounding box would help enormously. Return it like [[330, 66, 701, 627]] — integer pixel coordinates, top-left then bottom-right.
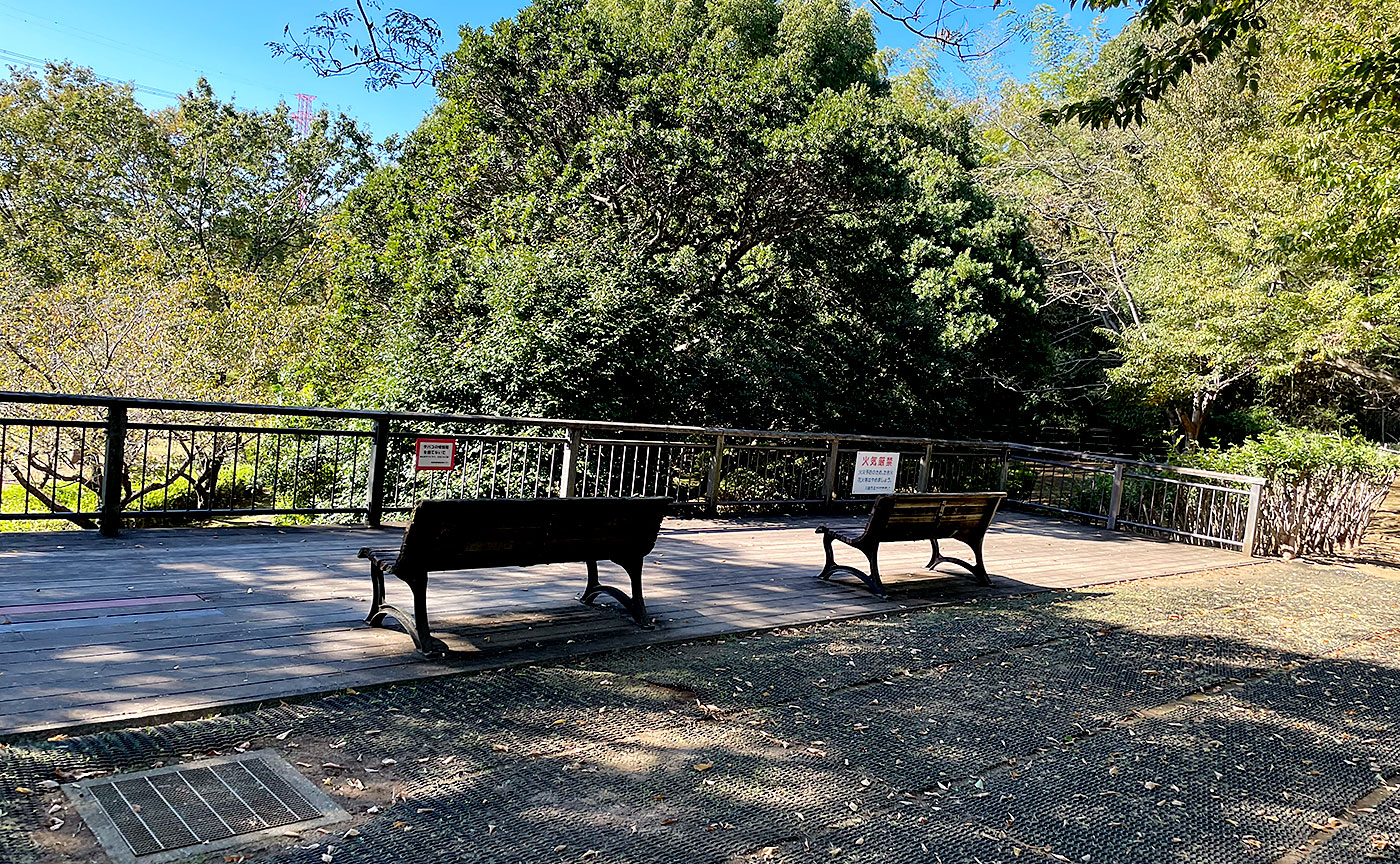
[[0, 512, 1250, 737]]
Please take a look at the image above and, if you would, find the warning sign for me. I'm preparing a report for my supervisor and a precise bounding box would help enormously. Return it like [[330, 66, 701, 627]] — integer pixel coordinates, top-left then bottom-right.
[[852, 451, 900, 495], [414, 438, 456, 471]]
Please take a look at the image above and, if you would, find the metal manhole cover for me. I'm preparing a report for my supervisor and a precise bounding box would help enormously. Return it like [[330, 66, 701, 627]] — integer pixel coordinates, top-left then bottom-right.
[[63, 749, 349, 864]]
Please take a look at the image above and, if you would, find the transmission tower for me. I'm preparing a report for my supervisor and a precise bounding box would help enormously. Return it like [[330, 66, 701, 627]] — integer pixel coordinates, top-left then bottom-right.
[[291, 93, 316, 138]]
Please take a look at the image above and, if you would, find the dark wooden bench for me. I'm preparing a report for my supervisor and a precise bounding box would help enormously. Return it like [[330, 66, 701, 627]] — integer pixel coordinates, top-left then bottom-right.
[[816, 492, 1005, 596], [359, 497, 671, 658]]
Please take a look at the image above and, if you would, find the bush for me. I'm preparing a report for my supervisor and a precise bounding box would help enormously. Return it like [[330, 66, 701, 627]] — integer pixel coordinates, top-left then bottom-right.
[[1178, 428, 1400, 483], [1177, 428, 1400, 557]]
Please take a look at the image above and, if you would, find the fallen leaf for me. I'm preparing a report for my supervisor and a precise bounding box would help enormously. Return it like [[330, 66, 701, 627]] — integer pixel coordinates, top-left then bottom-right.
[[693, 763, 714, 772]]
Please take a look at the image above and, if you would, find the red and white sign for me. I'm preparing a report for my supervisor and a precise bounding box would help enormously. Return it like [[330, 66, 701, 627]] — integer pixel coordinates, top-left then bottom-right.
[[852, 451, 900, 495], [414, 438, 457, 471]]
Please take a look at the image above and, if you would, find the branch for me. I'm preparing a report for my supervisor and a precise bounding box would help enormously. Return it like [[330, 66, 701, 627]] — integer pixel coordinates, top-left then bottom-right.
[[269, 2, 442, 91], [1323, 356, 1400, 395], [4, 464, 99, 530]]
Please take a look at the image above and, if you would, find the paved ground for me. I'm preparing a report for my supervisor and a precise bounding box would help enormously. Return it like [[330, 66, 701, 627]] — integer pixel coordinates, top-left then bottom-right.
[[0, 513, 1245, 736], [2, 556, 1398, 863]]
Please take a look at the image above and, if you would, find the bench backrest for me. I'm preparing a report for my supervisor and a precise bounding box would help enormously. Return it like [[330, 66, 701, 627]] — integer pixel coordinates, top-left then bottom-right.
[[866, 493, 1005, 542], [395, 497, 671, 573]]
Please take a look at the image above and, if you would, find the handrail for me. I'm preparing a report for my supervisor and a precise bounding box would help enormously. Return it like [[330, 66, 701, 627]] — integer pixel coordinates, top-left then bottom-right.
[[0, 389, 1271, 552], [0, 390, 1265, 485]]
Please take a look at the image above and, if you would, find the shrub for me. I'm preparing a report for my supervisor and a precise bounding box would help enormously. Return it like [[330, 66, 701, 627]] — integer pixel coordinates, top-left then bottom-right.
[[1177, 429, 1400, 557]]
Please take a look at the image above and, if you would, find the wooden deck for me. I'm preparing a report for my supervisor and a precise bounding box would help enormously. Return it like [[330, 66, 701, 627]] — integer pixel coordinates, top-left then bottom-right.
[[0, 513, 1253, 737]]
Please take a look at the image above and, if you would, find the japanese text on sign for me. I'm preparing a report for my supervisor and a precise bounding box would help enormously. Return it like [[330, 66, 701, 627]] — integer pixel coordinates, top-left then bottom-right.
[[414, 438, 456, 471], [852, 451, 900, 495]]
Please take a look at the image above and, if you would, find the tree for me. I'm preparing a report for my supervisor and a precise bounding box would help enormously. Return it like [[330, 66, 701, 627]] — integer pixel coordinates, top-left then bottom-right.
[[323, 0, 1048, 434], [0, 65, 376, 523], [980, 0, 1400, 447], [0, 64, 376, 400]]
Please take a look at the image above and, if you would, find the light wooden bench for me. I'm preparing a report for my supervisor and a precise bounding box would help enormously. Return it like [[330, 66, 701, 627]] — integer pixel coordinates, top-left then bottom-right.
[[816, 492, 1005, 596], [359, 497, 670, 657]]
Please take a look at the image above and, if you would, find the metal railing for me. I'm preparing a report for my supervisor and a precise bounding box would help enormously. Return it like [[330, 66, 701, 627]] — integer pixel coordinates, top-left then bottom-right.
[[0, 391, 1266, 553]]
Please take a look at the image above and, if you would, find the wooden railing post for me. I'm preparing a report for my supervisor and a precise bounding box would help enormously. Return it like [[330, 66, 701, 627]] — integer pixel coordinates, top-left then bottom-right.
[[1106, 462, 1125, 530], [99, 403, 128, 537], [364, 414, 390, 527], [997, 446, 1011, 492], [822, 437, 840, 504], [918, 444, 933, 492], [1242, 480, 1264, 556], [560, 426, 583, 497], [707, 434, 726, 516]]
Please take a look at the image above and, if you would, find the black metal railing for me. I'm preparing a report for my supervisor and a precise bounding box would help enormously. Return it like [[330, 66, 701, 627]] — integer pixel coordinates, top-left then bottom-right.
[[0, 391, 1266, 552]]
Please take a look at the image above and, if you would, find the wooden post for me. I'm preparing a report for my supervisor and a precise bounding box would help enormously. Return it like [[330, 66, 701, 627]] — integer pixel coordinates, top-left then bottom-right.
[[99, 403, 127, 537], [1241, 480, 1263, 556], [1106, 462, 1125, 530], [560, 427, 583, 498], [364, 414, 390, 527], [997, 446, 1011, 493], [918, 444, 933, 492], [707, 434, 726, 516], [822, 437, 840, 504]]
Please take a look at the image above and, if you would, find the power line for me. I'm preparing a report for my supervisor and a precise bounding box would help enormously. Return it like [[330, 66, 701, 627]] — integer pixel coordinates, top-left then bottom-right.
[[0, 47, 184, 101], [0, 1, 290, 98]]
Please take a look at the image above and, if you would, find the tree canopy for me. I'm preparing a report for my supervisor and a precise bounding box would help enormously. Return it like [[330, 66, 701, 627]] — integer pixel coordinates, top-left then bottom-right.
[[0, 65, 375, 401], [323, 0, 1048, 434], [982, 0, 1400, 447]]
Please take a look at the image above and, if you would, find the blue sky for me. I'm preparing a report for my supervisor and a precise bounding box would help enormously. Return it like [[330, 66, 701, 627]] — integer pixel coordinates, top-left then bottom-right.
[[0, 0, 1130, 140]]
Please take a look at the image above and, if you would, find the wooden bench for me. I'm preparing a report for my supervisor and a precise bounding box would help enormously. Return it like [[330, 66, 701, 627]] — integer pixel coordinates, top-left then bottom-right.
[[359, 497, 671, 658], [816, 492, 1005, 597]]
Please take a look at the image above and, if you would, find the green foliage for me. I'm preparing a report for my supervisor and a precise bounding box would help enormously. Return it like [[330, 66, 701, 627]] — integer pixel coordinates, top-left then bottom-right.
[[328, 0, 1049, 434], [1177, 428, 1400, 483], [0, 64, 377, 403], [1049, 0, 1270, 128], [982, 0, 1400, 449]]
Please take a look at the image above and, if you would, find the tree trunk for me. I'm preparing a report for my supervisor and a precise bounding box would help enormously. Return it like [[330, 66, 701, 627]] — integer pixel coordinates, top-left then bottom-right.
[[1175, 389, 1216, 447]]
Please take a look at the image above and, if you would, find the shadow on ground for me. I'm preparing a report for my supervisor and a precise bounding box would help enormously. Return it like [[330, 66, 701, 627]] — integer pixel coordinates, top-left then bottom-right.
[[2, 559, 1398, 863]]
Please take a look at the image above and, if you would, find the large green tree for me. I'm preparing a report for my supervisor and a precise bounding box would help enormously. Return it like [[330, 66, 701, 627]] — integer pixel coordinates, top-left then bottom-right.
[[327, 0, 1047, 434]]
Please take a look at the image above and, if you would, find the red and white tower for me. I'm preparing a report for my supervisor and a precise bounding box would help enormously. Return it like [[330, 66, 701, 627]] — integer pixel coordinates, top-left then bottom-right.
[[291, 93, 316, 138]]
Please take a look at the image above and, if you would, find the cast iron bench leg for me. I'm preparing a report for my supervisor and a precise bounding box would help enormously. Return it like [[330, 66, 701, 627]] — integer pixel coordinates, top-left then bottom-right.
[[365, 559, 387, 625], [971, 541, 990, 586], [579, 559, 653, 628], [928, 537, 992, 586], [814, 529, 886, 597], [818, 530, 838, 580], [860, 544, 885, 597], [364, 567, 448, 660]]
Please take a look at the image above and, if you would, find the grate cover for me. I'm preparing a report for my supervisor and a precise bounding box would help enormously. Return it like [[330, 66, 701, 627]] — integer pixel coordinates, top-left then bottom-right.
[[63, 749, 349, 864]]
